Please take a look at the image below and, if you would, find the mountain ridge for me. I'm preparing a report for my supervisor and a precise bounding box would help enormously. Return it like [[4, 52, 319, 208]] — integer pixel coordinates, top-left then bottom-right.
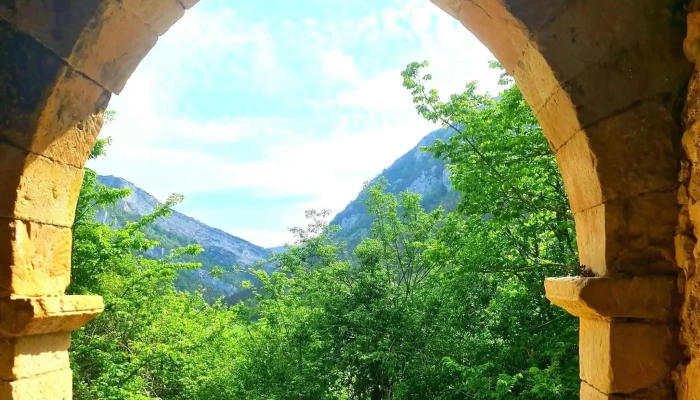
[[96, 175, 272, 299], [97, 175, 269, 254], [329, 126, 459, 248], [96, 125, 459, 295]]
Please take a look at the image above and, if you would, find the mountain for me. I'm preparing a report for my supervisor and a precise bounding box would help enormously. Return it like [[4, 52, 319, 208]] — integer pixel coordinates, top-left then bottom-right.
[[95, 127, 460, 298], [96, 175, 272, 300], [330, 127, 460, 249]]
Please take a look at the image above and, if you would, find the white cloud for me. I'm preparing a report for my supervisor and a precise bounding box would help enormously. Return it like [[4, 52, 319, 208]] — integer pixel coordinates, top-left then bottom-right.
[[335, 71, 411, 111], [321, 50, 362, 83], [184, 208, 297, 248], [92, 0, 501, 247]]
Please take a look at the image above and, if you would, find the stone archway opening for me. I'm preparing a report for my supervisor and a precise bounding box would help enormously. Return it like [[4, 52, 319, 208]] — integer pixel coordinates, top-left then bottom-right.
[[0, 0, 696, 398], [435, 1, 691, 397]]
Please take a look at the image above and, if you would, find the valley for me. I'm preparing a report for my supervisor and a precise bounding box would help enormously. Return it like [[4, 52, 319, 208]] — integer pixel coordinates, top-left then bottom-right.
[[96, 127, 459, 300]]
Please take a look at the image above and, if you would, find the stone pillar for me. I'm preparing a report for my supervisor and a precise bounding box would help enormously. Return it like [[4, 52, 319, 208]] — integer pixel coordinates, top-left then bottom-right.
[[0, 1, 200, 397], [673, 5, 700, 398], [0, 5, 109, 398], [0, 297, 103, 399], [0, 143, 104, 400], [545, 277, 680, 399]]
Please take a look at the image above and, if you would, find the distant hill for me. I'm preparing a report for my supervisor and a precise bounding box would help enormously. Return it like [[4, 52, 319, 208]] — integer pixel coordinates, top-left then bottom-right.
[[96, 176, 273, 300], [96, 127, 461, 298], [330, 127, 460, 249]]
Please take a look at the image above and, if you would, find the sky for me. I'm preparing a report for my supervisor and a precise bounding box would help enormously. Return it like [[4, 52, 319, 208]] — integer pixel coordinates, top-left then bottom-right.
[[90, 0, 500, 248]]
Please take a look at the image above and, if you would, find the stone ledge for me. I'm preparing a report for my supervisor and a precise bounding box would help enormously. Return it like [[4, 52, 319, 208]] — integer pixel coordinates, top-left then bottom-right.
[[545, 276, 677, 321], [0, 296, 103, 337]]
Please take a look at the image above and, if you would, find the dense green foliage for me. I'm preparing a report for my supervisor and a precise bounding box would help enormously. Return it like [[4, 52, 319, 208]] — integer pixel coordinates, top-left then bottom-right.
[[70, 64, 579, 399], [70, 146, 242, 399], [92, 179, 271, 302]]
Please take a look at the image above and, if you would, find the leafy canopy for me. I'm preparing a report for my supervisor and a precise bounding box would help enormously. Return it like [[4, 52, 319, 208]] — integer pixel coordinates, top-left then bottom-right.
[[70, 62, 579, 400]]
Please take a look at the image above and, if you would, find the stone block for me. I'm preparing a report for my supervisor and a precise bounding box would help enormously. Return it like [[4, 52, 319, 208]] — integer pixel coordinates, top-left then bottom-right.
[[545, 276, 677, 322], [121, 0, 185, 36], [686, 12, 700, 62], [533, 0, 689, 127], [430, 0, 461, 19], [675, 359, 700, 400], [513, 42, 559, 116], [580, 381, 674, 399], [681, 160, 691, 184], [556, 130, 601, 215], [6, 0, 157, 93], [0, 219, 71, 296], [1, 0, 102, 56], [66, 1, 158, 94], [579, 319, 677, 394], [676, 234, 697, 276], [680, 204, 693, 235], [31, 71, 107, 168], [683, 122, 700, 165], [0, 296, 103, 337], [178, 0, 201, 10], [0, 19, 63, 136], [0, 20, 110, 167], [683, 122, 700, 202], [685, 68, 700, 127], [0, 368, 71, 400], [680, 184, 690, 205], [573, 191, 677, 276], [533, 84, 580, 151], [558, 100, 679, 215], [0, 333, 70, 380], [0, 143, 85, 228], [581, 382, 628, 399], [456, 0, 529, 73], [690, 200, 700, 224], [679, 275, 700, 358], [581, 382, 619, 399]]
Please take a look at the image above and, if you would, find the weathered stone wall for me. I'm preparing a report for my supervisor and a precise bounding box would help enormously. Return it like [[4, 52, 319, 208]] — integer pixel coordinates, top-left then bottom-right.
[[673, 4, 700, 398], [0, 1, 198, 398], [432, 2, 700, 398], [431, 0, 690, 279], [432, 1, 691, 396]]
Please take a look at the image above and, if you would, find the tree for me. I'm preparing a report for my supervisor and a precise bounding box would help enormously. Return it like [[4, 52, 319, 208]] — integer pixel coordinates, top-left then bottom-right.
[[70, 130, 239, 400], [400, 60, 580, 398], [70, 61, 581, 400], [233, 173, 578, 399]]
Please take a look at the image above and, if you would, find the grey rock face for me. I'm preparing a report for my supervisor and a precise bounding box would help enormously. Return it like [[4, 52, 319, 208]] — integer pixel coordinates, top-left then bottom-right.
[[330, 127, 461, 249]]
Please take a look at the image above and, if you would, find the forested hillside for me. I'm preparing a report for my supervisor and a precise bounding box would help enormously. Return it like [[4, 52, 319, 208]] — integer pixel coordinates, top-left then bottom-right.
[[96, 127, 465, 293], [70, 63, 580, 400], [96, 175, 272, 299]]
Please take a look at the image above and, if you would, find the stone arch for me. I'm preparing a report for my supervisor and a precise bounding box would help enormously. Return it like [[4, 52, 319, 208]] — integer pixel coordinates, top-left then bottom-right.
[[0, 0, 693, 398], [430, 2, 693, 397], [434, 0, 691, 277]]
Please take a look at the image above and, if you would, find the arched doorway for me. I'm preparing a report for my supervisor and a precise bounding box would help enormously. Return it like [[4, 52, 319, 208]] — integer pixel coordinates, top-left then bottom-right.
[[0, 0, 694, 398]]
